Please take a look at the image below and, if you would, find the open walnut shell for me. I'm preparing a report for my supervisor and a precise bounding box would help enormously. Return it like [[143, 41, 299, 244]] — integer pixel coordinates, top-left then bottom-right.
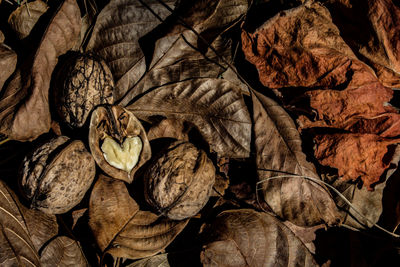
[[89, 105, 151, 183]]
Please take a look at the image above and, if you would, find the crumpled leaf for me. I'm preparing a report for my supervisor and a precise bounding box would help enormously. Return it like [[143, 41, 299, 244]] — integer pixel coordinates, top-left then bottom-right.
[[147, 118, 189, 141], [115, 0, 248, 104], [85, 0, 177, 100], [126, 254, 170, 267], [127, 78, 251, 158], [0, 0, 81, 141], [0, 180, 40, 266], [200, 209, 318, 267], [252, 90, 341, 226], [89, 175, 188, 260], [314, 133, 400, 190], [322, 0, 400, 88], [40, 236, 88, 266], [8, 0, 49, 39], [0, 44, 17, 90]]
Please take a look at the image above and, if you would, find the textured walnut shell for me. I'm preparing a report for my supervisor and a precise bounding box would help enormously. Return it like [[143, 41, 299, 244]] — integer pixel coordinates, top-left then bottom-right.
[[144, 141, 216, 220], [54, 53, 114, 128], [89, 105, 151, 183], [21, 136, 96, 214]]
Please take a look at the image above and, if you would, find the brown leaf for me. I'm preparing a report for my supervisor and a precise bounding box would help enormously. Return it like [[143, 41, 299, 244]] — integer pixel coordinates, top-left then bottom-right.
[[0, 30, 4, 43], [89, 175, 188, 260], [116, 0, 248, 104], [40, 236, 88, 266], [0, 0, 81, 141], [127, 78, 251, 158], [252, 90, 341, 226], [85, 0, 176, 100], [314, 133, 400, 190], [126, 253, 170, 267], [0, 44, 17, 91], [323, 0, 400, 88], [147, 118, 189, 141], [0, 180, 41, 266], [8, 0, 49, 39], [200, 209, 318, 267]]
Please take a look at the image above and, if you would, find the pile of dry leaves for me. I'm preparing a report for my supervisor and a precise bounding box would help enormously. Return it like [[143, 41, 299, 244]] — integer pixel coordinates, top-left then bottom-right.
[[0, 0, 400, 266]]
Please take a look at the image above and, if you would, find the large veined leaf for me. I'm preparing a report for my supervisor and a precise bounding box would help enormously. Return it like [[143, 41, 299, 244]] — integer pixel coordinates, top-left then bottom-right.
[[0, 180, 40, 266], [0, 0, 81, 141], [201, 209, 318, 267], [252, 90, 341, 226], [127, 78, 252, 158], [126, 254, 170, 267], [89, 175, 188, 260], [40, 236, 88, 266], [0, 44, 17, 91]]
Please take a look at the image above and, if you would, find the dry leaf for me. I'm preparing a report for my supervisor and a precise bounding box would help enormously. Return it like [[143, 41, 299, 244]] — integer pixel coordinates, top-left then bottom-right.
[[0, 180, 41, 266], [40, 236, 88, 266], [314, 133, 400, 190], [200, 209, 318, 267], [0, 44, 17, 91], [252, 90, 341, 226], [147, 118, 189, 141], [126, 254, 170, 267], [115, 0, 248, 103], [322, 0, 400, 88], [8, 0, 49, 39], [127, 78, 251, 158], [0, 30, 4, 43], [0, 0, 81, 141], [89, 175, 188, 260]]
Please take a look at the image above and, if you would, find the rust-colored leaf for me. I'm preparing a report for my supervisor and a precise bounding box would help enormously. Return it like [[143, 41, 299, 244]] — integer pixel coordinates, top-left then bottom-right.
[[315, 133, 400, 190], [201, 209, 318, 267], [147, 118, 189, 141], [40, 236, 88, 266], [252, 90, 341, 226], [127, 78, 251, 158], [89, 175, 188, 260], [0, 0, 81, 141], [0, 44, 17, 91]]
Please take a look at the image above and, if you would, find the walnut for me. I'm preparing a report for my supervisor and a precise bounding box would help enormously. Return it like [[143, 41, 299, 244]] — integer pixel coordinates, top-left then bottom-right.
[[144, 141, 216, 220], [89, 105, 151, 183], [54, 53, 114, 128], [20, 136, 96, 214]]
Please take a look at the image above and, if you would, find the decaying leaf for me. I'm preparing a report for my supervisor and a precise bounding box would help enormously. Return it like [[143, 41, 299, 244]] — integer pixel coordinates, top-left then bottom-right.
[[252, 90, 341, 226], [89, 175, 188, 259], [0, 180, 41, 266], [89, 105, 151, 183], [0, 44, 17, 91], [113, 0, 248, 103], [0, 0, 81, 141], [200, 209, 318, 267], [40, 236, 88, 266], [315, 134, 400, 190], [8, 0, 49, 39], [147, 118, 189, 141], [322, 0, 400, 88], [127, 78, 251, 158], [126, 254, 170, 267]]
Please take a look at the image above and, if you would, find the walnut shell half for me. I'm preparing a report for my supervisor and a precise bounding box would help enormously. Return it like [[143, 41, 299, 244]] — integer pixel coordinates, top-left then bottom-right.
[[144, 141, 216, 220], [21, 136, 96, 214], [89, 105, 151, 183]]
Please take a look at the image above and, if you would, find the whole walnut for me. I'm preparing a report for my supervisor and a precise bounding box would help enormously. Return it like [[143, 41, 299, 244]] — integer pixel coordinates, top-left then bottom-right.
[[144, 141, 215, 220], [54, 53, 114, 128], [20, 136, 96, 214]]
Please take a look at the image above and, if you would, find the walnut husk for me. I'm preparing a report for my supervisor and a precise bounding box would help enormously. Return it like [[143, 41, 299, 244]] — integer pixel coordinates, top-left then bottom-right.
[[21, 136, 96, 214], [144, 141, 216, 220], [89, 105, 151, 183]]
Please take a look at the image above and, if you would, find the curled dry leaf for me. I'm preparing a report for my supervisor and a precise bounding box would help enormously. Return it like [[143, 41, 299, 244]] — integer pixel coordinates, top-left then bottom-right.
[[40, 236, 88, 267], [85, 0, 176, 100], [0, 44, 17, 91], [127, 78, 251, 158], [126, 253, 169, 267], [0, 0, 81, 141], [323, 0, 400, 88], [89, 105, 151, 183], [54, 53, 114, 128], [89, 175, 189, 260], [314, 133, 400, 190], [0, 180, 40, 266], [147, 118, 189, 141], [8, 0, 49, 39], [252, 90, 341, 226], [200, 209, 318, 267], [21, 136, 96, 214], [144, 141, 216, 220]]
